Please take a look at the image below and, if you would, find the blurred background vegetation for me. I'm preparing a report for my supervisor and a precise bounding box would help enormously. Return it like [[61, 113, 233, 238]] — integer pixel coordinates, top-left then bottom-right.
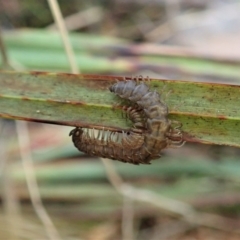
[[1, 0, 240, 239]]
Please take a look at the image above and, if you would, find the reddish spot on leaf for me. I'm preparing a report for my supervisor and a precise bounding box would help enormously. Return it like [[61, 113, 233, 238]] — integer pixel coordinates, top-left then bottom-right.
[[31, 71, 48, 77], [218, 115, 227, 120]]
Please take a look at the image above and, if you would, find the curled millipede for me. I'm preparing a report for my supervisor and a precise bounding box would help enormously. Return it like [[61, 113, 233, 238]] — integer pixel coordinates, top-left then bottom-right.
[[109, 76, 184, 157], [70, 76, 184, 164], [69, 106, 146, 164], [69, 128, 146, 164]]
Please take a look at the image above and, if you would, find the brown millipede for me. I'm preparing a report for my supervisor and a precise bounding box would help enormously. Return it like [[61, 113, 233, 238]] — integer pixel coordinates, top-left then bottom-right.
[[110, 76, 184, 157], [70, 76, 184, 164], [70, 105, 147, 164], [69, 127, 146, 164]]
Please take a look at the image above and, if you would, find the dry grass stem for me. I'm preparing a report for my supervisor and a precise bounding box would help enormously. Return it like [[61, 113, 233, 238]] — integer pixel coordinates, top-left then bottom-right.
[[47, 6, 103, 31], [122, 194, 135, 240], [101, 158, 240, 235], [16, 121, 62, 240], [47, 0, 79, 74], [0, 27, 9, 67], [0, 124, 21, 240]]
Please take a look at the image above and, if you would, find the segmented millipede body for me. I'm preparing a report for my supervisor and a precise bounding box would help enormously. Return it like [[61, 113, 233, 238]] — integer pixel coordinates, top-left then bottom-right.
[[69, 107, 146, 165], [70, 76, 184, 164], [70, 128, 145, 164], [109, 76, 184, 159]]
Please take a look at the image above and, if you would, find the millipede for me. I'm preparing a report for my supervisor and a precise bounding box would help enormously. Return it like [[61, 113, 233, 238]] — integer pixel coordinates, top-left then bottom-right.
[[70, 76, 185, 164]]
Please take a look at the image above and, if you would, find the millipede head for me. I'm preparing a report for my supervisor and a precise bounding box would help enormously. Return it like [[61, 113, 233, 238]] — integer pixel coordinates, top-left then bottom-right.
[[69, 127, 83, 137]]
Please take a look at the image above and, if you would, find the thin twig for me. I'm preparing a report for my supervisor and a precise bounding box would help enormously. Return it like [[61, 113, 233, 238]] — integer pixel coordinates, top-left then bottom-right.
[[0, 122, 21, 240], [47, 6, 103, 31], [101, 158, 240, 234], [47, 0, 79, 74], [101, 158, 194, 217], [0, 26, 10, 68], [0, 27, 26, 70], [100, 159, 136, 239], [122, 194, 135, 240], [0, 121, 7, 176], [16, 121, 62, 240]]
